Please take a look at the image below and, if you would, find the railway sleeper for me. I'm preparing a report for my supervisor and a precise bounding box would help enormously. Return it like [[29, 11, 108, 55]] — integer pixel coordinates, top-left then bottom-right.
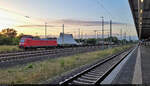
[[76, 77, 96, 83], [90, 69, 105, 73], [84, 74, 100, 78], [72, 80, 94, 85], [87, 72, 102, 76], [1, 57, 10, 61], [81, 75, 98, 81], [89, 72, 105, 76], [93, 67, 108, 72]]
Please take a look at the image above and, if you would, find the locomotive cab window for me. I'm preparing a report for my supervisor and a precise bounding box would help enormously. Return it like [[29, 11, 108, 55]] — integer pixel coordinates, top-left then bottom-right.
[[20, 39, 25, 43]]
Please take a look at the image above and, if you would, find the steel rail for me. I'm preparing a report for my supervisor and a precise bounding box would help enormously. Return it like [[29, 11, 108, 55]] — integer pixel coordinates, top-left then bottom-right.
[[0, 46, 102, 63], [59, 47, 134, 85]]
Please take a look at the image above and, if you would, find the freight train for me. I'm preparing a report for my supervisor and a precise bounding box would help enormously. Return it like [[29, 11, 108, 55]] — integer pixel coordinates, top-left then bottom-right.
[[19, 34, 78, 49], [19, 35, 114, 50]]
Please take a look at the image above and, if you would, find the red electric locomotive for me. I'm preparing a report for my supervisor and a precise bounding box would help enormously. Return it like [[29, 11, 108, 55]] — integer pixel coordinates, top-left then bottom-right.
[[19, 36, 57, 49]]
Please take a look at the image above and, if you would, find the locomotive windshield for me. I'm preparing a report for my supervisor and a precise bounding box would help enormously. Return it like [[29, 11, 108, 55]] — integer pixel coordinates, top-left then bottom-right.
[[20, 39, 25, 43]]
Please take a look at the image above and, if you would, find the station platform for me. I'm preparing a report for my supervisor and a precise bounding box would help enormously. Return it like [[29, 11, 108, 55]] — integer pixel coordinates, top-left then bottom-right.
[[102, 45, 150, 84]]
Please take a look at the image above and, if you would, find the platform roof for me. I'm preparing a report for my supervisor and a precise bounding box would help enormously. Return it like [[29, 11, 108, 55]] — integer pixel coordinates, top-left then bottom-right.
[[129, 0, 150, 39]]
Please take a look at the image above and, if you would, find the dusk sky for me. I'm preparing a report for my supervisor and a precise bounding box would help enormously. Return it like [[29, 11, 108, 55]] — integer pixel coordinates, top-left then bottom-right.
[[0, 0, 138, 39]]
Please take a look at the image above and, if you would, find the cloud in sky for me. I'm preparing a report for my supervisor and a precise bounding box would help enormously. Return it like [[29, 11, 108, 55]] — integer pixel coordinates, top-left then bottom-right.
[[51, 19, 125, 26], [16, 19, 125, 28], [17, 25, 61, 28]]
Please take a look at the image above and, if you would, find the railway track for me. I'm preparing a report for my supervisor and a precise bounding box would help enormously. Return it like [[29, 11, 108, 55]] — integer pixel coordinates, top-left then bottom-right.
[[0, 45, 102, 63], [59, 47, 134, 85]]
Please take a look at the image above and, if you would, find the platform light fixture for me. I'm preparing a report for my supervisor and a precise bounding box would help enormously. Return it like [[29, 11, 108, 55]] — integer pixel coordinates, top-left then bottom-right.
[[140, 22, 142, 25], [140, 9, 143, 14], [141, 0, 144, 3]]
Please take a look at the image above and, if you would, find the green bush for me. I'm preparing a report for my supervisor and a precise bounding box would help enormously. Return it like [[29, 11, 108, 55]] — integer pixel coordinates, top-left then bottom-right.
[[26, 64, 33, 69]]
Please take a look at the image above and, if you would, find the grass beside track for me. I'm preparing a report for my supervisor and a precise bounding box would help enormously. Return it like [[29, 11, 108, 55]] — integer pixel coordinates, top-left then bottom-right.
[[0, 45, 132, 84], [0, 45, 21, 53]]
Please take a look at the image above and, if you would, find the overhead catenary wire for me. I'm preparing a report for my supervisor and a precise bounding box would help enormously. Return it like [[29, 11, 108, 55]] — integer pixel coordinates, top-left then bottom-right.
[[97, 0, 131, 23], [95, 0, 115, 20], [96, 0, 133, 42], [95, 0, 131, 26]]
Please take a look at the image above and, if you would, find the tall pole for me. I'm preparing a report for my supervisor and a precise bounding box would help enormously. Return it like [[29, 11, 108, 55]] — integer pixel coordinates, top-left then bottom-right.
[[94, 30, 97, 39], [120, 29, 122, 45], [94, 30, 98, 45], [85, 33, 87, 39], [101, 16, 104, 49], [74, 31, 76, 39], [97, 32, 99, 39], [110, 20, 112, 47], [78, 28, 80, 43], [45, 22, 47, 38], [62, 24, 64, 45], [81, 31, 83, 39], [78, 28, 80, 39], [124, 32, 126, 45], [110, 20, 112, 37], [35, 32, 37, 36], [129, 29, 131, 42]]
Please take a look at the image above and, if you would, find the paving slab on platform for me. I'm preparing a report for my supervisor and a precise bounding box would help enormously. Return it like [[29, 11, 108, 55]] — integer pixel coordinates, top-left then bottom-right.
[[141, 46, 150, 84], [111, 47, 138, 84], [111, 46, 150, 84]]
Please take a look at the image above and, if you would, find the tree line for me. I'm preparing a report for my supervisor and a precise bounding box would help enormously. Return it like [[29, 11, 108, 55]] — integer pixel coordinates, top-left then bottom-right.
[[75, 37, 136, 45], [0, 28, 24, 45]]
